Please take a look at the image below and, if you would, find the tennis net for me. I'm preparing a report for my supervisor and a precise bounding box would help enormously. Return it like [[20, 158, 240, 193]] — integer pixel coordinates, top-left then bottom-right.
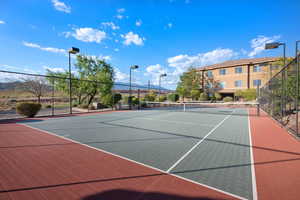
[[141, 102, 260, 116]]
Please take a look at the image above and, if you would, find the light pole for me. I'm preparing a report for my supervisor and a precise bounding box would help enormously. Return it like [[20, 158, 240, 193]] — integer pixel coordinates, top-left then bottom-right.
[[265, 42, 286, 119], [159, 73, 167, 99], [68, 47, 80, 114], [129, 65, 139, 110], [296, 41, 300, 135]]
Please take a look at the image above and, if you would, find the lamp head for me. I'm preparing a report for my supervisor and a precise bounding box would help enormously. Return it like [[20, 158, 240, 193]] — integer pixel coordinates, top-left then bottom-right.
[[69, 47, 80, 54], [265, 42, 282, 50], [131, 65, 139, 69]]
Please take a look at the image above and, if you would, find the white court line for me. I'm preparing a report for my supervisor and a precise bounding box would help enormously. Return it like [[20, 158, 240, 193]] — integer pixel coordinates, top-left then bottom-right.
[[166, 113, 233, 173], [20, 122, 246, 200], [138, 117, 215, 127], [248, 110, 258, 200]]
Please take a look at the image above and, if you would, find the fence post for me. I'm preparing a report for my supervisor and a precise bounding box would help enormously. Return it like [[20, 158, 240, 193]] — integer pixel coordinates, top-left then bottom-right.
[[256, 84, 260, 116], [52, 78, 54, 116], [296, 45, 299, 136]]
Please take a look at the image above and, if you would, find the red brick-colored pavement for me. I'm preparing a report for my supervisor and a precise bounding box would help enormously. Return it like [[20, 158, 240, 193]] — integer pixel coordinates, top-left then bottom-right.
[[0, 122, 238, 200], [249, 109, 300, 200]]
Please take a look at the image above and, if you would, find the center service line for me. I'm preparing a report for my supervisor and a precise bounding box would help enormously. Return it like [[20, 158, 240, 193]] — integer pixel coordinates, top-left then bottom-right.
[[166, 113, 233, 173]]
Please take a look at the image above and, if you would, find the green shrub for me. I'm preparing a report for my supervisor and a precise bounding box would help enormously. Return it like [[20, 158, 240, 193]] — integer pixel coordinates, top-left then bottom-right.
[[199, 93, 208, 101], [113, 93, 122, 104], [214, 92, 222, 100], [144, 91, 157, 101], [242, 89, 256, 101], [234, 89, 256, 101], [16, 102, 41, 117], [191, 89, 201, 100], [45, 105, 52, 108], [223, 96, 233, 102], [168, 93, 179, 102], [101, 94, 114, 107], [156, 95, 167, 102], [140, 101, 147, 108], [132, 97, 140, 106]]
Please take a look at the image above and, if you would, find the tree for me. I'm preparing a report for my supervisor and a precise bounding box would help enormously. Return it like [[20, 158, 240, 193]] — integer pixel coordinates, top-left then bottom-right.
[[167, 93, 179, 102], [190, 89, 201, 100], [46, 71, 86, 105], [46, 55, 114, 106], [176, 68, 202, 100], [144, 90, 157, 101], [214, 92, 222, 101], [75, 55, 114, 106], [21, 77, 50, 103]]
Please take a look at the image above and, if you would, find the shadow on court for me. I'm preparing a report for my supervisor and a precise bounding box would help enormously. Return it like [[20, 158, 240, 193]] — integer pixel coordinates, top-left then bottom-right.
[[81, 189, 227, 200]]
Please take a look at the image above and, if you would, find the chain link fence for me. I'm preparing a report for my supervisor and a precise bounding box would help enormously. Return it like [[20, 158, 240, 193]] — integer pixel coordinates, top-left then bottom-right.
[[0, 70, 169, 120], [259, 54, 300, 137]]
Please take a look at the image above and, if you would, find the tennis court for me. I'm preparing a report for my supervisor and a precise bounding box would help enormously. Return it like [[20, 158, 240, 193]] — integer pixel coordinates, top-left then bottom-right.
[[1, 104, 300, 200]]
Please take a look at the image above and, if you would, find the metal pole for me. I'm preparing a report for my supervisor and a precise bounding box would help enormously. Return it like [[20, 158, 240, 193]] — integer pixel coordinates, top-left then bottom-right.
[[281, 44, 286, 120], [52, 78, 54, 116], [129, 68, 132, 110], [69, 52, 72, 114], [159, 76, 161, 99], [296, 41, 299, 136], [138, 89, 140, 110]]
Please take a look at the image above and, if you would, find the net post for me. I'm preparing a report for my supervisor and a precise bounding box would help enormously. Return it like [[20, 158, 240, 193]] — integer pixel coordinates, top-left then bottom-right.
[[138, 89, 140, 110]]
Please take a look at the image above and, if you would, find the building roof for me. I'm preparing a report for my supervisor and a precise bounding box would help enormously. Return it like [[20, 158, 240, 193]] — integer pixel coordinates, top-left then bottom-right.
[[197, 57, 279, 71]]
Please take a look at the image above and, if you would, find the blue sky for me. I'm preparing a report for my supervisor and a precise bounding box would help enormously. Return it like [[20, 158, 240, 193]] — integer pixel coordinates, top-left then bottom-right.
[[0, 0, 299, 89]]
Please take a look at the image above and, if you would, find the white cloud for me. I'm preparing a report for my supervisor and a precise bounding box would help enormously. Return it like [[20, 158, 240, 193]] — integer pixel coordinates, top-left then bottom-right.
[[51, 0, 71, 13], [117, 8, 125, 13], [121, 32, 144, 46], [99, 55, 112, 61], [144, 64, 170, 85], [87, 55, 112, 61], [0, 71, 25, 82], [23, 41, 66, 54], [114, 68, 128, 82], [101, 22, 120, 30], [135, 20, 142, 27], [167, 23, 173, 28], [0, 20, 5, 24], [248, 35, 281, 57], [115, 14, 124, 20], [66, 27, 106, 43], [114, 48, 119, 52], [165, 48, 237, 87], [43, 66, 65, 73]]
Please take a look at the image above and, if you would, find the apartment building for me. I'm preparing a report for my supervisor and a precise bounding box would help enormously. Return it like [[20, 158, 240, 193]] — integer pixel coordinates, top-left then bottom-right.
[[197, 57, 280, 96]]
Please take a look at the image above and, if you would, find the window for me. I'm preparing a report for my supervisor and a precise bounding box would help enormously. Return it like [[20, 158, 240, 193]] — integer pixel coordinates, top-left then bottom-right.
[[235, 67, 243, 73], [219, 69, 226, 75], [207, 82, 213, 88], [271, 65, 280, 70], [253, 79, 261, 87], [206, 70, 213, 78], [253, 65, 262, 72], [234, 80, 242, 87], [220, 81, 226, 89]]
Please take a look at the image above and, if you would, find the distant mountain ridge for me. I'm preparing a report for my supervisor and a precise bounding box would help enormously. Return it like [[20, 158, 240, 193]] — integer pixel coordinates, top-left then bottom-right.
[[0, 81, 171, 91], [113, 82, 170, 91]]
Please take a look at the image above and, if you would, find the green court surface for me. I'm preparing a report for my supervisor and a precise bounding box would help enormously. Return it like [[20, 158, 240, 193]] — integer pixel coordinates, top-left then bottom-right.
[[20, 108, 254, 200]]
